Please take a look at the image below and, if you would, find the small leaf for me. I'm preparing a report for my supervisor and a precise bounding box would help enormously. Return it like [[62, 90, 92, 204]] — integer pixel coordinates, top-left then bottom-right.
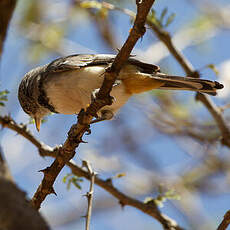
[[160, 7, 168, 23], [0, 89, 9, 107], [207, 64, 219, 76], [62, 173, 72, 183], [63, 174, 83, 190], [0, 89, 9, 96], [67, 180, 72, 190], [72, 180, 82, 190], [114, 173, 126, 179], [80, 1, 102, 9], [165, 13, 176, 27]]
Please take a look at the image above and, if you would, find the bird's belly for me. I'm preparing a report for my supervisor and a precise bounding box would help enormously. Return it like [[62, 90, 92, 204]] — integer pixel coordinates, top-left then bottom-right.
[[44, 66, 132, 115], [45, 67, 105, 114]]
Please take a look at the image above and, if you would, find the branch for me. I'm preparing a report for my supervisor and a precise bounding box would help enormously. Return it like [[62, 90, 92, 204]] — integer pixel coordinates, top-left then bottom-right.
[[217, 210, 230, 230], [0, 0, 17, 57], [79, 1, 230, 148], [147, 23, 230, 147], [30, 0, 156, 210], [83, 161, 96, 230], [0, 115, 185, 230]]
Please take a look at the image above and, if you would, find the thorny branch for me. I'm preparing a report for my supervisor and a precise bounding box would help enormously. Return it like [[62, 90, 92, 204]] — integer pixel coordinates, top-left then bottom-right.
[[29, 0, 156, 210], [1, 1, 229, 229], [78, 0, 230, 148], [82, 161, 96, 230], [0, 115, 184, 230], [217, 210, 230, 230]]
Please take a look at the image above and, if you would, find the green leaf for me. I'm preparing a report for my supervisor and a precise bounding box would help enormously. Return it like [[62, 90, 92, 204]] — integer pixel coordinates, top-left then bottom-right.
[[62, 173, 72, 183], [72, 179, 82, 190], [63, 173, 83, 190], [165, 189, 181, 201], [207, 64, 219, 76], [160, 7, 168, 23], [113, 172, 126, 179], [148, 8, 175, 29], [165, 13, 176, 27], [0, 89, 9, 107], [80, 1, 102, 9], [144, 188, 180, 208]]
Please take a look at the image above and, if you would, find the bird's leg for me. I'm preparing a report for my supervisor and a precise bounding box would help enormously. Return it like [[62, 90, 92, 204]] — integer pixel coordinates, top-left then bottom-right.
[[90, 109, 114, 124], [89, 81, 120, 124]]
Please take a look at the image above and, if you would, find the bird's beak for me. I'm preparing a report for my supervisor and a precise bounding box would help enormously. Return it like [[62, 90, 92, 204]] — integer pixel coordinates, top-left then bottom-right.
[[35, 117, 41, 132]]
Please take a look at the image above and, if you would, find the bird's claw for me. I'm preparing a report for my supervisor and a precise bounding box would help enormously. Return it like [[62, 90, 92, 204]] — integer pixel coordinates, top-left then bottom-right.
[[90, 110, 114, 124]]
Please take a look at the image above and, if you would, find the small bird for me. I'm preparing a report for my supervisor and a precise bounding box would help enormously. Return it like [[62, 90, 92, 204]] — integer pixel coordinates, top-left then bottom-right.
[[18, 54, 223, 131]]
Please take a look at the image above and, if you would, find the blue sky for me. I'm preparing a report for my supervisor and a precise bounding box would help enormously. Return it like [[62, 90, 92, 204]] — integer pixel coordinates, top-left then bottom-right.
[[1, 0, 230, 229]]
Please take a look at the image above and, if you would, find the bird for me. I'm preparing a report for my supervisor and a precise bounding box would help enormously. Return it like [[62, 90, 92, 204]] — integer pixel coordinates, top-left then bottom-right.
[[18, 54, 224, 131]]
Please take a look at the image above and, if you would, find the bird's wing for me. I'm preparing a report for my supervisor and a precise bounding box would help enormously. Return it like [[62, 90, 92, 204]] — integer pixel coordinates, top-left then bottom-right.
[[45, 54, 160, 74]]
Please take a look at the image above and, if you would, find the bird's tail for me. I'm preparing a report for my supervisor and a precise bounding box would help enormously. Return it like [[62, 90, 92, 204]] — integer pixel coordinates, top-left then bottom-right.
[[151, 73, 224, 96]]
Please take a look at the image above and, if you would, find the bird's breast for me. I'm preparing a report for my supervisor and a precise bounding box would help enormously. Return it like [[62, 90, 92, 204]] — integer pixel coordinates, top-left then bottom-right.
[[44, 67, 106, 114]]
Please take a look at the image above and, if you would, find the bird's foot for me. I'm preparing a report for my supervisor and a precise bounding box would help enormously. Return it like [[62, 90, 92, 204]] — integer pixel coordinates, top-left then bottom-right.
[[90, 110, 114, 124]]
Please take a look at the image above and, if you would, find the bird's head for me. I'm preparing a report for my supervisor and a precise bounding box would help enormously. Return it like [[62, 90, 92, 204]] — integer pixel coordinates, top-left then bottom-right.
[[18, 74, 49, 132]]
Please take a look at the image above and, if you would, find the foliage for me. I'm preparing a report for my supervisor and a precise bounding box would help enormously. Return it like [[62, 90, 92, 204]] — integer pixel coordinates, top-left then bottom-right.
[[148, 7, 176, 28], [63, 173, 83, 190], [0, 89, 9, 107]]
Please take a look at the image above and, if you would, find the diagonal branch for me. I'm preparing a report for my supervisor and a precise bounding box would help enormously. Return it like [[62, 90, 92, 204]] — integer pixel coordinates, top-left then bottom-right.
[[78, 1, 230, 148], [0, 115, 185, 230], [82, 161, 96, 230], [30, 0, 156, 210], [147, 23, 230, 147], [217, 210, 230, 230]]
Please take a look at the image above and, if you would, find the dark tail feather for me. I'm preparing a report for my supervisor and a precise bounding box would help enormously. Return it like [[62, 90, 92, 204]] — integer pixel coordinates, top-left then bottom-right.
[[153, 73, 224, 96]]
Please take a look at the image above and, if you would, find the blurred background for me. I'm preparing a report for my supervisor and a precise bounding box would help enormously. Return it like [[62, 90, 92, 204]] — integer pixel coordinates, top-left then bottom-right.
[[1, 0, 230, 229]]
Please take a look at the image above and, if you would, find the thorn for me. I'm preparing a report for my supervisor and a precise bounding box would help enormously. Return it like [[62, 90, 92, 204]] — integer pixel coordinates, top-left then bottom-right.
[[50, 187, 57, 196], [82, 193, 88, 198], [105, 178, 113, 186], [80, 138, 88, 144], [119, 200, 125, 209], [86, 126, 91, 135], [38, 167, 49, 173]]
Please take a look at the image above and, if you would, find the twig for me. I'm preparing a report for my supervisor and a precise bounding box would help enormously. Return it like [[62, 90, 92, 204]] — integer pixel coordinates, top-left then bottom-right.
[[78, 0, 230, 148], [0, 115, 54, 155], [0, 115, 184, 230], [82, 161, 96, 230], [146, 13, 230, 148], [217, 210, 230, 230], [29, 0, 156, 210]]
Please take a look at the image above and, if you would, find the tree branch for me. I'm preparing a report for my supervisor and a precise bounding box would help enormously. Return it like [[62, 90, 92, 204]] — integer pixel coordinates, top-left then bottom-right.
[[83, 161, 96, 230], [78, 0, 230, 148], [147, 23, 230, 147], [0, 115, 185, 230], [217, 210, 230, 230], [30, 0, 156, 210]]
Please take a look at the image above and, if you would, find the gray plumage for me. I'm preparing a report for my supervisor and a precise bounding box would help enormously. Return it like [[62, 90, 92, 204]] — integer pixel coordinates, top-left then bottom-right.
[[18, 54, 224, 131]]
